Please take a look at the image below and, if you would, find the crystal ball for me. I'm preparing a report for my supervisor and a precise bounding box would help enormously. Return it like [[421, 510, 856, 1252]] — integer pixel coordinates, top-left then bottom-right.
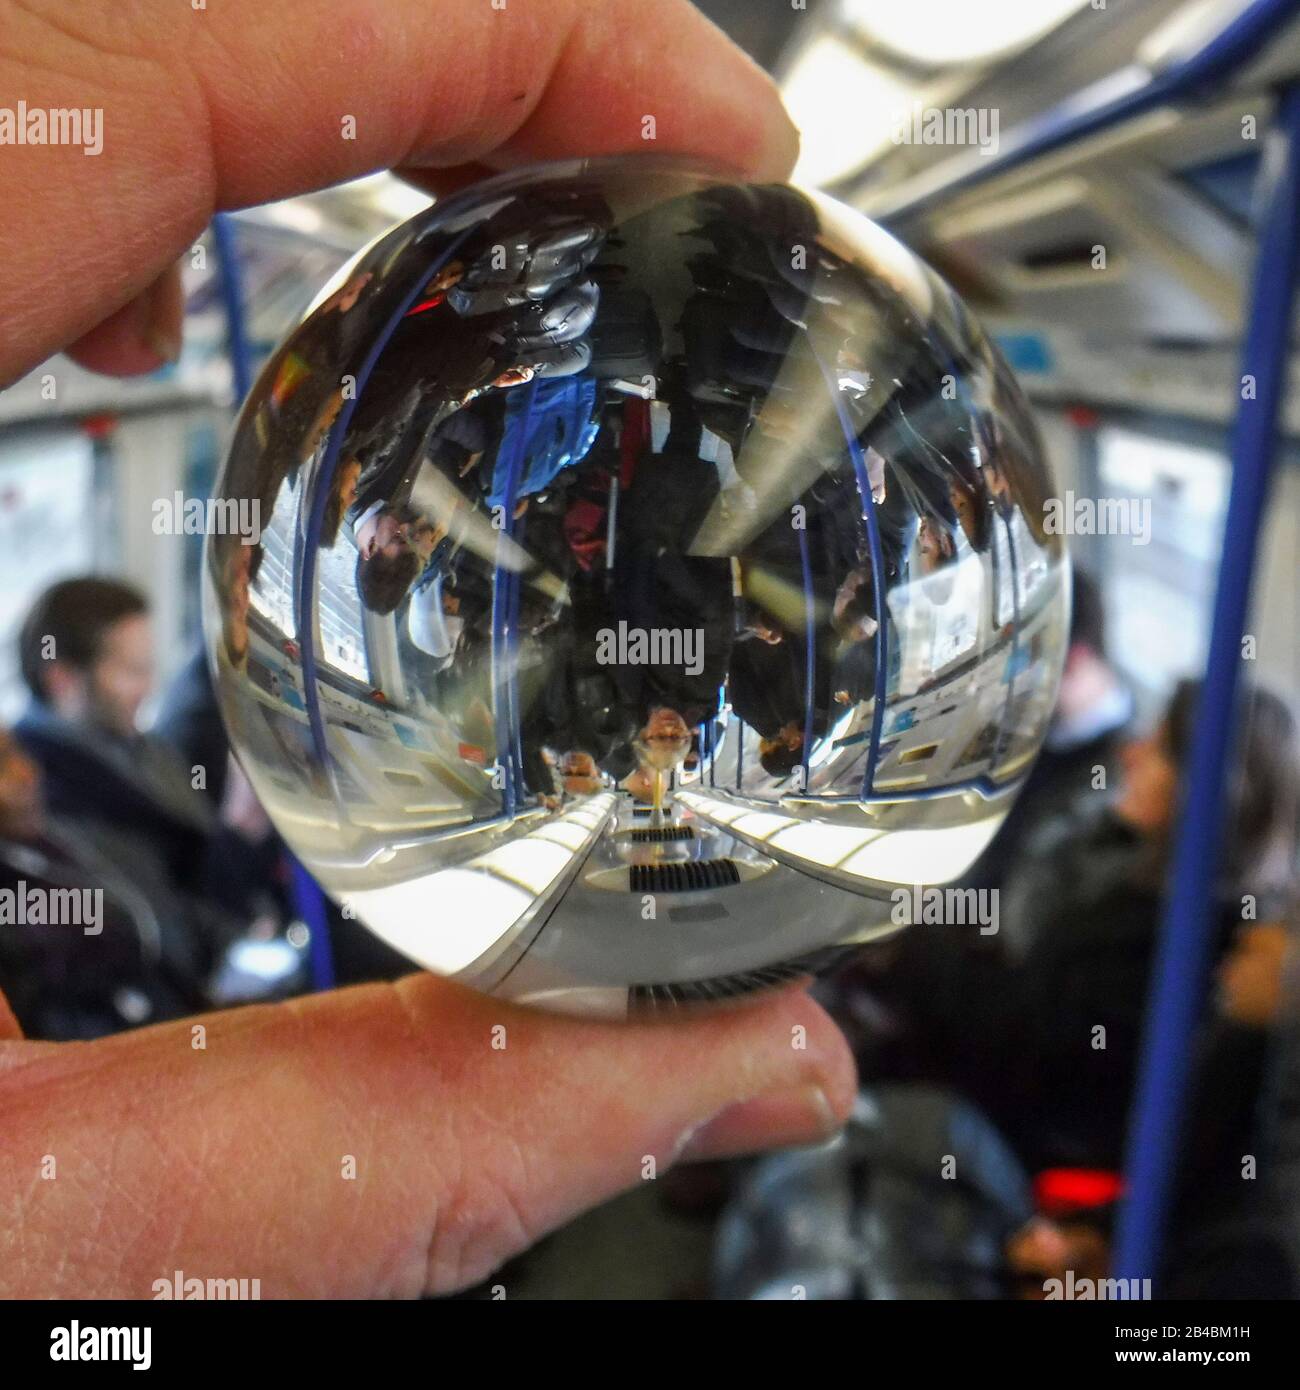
[[204, 156, 1068, 1016]]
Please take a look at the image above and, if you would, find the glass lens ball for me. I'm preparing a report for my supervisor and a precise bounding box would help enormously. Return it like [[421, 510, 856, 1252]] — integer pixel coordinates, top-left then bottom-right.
[[204, 156, 1068, 1017]]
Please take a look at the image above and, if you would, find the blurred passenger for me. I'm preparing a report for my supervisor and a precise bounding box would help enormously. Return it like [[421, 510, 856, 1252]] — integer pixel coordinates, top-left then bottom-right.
[[970, 567, 1132, 893], [558, 750, 602, 797], [996, 677, 1298, 1170], [14, 578, 266, 923], [0, 726, 214, 1039], [816, 673, 1298, 1294], [740, 673, 1298, 1297]]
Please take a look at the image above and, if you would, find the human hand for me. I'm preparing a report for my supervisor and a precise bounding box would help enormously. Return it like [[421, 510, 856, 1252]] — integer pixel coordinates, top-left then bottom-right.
[[0, 0, 849, 1299], [0, 0, 799, 385], [1, 976, 852, 1297]]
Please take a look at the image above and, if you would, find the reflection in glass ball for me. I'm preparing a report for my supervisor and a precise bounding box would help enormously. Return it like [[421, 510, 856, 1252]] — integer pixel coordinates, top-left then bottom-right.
[[204, 157, 1068, 1017]]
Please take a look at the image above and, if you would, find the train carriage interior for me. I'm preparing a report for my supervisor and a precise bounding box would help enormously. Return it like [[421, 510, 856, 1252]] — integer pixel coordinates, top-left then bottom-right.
[[2, 0, 1299, 1310]]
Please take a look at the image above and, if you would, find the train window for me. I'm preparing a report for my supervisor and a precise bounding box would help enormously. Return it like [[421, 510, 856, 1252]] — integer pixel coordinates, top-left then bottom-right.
[[1093, 425, 1228, 708], [0, 427, 96, 720], [250, 472, 371, 687], [315, 532, 370, 685]]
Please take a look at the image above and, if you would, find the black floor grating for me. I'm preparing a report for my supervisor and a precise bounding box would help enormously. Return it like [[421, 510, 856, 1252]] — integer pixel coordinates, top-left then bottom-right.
[[628, 859, 741, 893]]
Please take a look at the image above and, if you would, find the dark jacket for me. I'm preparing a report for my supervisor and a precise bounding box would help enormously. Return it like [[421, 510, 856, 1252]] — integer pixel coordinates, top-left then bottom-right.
[[0, 821, 211, 1039]]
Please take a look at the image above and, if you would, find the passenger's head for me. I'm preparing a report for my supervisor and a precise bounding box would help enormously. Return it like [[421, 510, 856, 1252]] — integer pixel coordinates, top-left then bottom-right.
[[0, 728, 44, 841], [19, 578, 152, 736], [949, 479, 990, 552], [634, 707, 693, 771], [759, 720, 804, 779], [560, 750, 601, 796], [1117, 678, 1300, 899], [354, 509, 422, 615], [916, 515, 957, 574]]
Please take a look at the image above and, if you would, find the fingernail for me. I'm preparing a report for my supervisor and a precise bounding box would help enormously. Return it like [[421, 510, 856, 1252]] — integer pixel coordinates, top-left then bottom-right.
[[143, 325, 181, 364], [137, 266, 184, 364], [676, 1085, 839, 1164]]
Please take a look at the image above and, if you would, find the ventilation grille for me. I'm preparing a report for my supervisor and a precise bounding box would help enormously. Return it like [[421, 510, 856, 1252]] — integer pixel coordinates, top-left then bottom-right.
[[628, 945, 866, 1013], [627, 826, 695, 843], [630, 962, 808, 1010], [628, 860, 740, 893]]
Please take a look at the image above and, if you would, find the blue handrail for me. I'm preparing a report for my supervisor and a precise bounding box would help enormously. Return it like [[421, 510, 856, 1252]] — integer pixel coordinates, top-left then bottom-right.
[[212, 214, 253, 403], [859, 0, 1300, 1285], [813, 350, 890, 799], [1113, 78, 1300, 1287], [796, 519, 817, 788]]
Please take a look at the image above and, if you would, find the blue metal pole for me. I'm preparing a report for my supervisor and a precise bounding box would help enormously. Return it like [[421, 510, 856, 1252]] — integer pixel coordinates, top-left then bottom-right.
[[1113, 80, 1300, 1286], [490, 376, 539, 816], [813, 352, 889, 798], [796, 520, 816, 789], [212, 215, 253, 403]]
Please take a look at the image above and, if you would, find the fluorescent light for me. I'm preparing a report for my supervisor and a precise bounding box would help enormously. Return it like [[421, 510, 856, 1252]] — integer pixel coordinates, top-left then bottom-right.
[[685, 791, 1003, 886], [782, 35, 912, 187], [731, 811, 799, 841], [476, 838, 572, 894], [767, 820, 880, 867], [346, 869, 532, 974], [839, 818, 1004, 884], [343, 794, 614, 974], [842, 0, 1089, 67]]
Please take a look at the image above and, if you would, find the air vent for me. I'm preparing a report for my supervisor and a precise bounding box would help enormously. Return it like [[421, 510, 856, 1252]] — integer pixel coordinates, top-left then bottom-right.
[[630, 962, 809, 1009], [626, 826, 696, 843], [1018, 240, 1103, 272], [629, 860, 741, 893]]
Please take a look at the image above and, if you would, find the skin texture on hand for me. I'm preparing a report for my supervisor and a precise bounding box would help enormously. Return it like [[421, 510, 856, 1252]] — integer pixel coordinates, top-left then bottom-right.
[[1, 978, 854, 1298], [0, 0, 851, 1298]]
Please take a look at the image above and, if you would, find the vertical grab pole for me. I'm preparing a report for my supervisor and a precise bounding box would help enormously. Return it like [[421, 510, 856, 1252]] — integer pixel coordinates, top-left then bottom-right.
[[212, 215, 253, 403], [1113, 82, 1300, 1285]]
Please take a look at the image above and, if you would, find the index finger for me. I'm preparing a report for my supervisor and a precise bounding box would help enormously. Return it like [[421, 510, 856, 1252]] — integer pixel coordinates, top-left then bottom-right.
[[0, 0, 799, 382]]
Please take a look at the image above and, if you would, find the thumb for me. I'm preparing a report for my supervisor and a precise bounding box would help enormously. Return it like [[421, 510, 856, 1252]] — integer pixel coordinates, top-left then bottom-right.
[[5, 975, 855, 1298]]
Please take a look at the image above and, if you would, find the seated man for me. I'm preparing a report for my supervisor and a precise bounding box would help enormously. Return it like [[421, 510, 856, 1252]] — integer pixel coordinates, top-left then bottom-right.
[[14, 577, 263, 924]]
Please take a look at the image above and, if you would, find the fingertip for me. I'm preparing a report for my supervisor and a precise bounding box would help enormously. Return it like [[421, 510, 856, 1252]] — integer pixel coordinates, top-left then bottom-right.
[[63, 262, 184, 378]]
